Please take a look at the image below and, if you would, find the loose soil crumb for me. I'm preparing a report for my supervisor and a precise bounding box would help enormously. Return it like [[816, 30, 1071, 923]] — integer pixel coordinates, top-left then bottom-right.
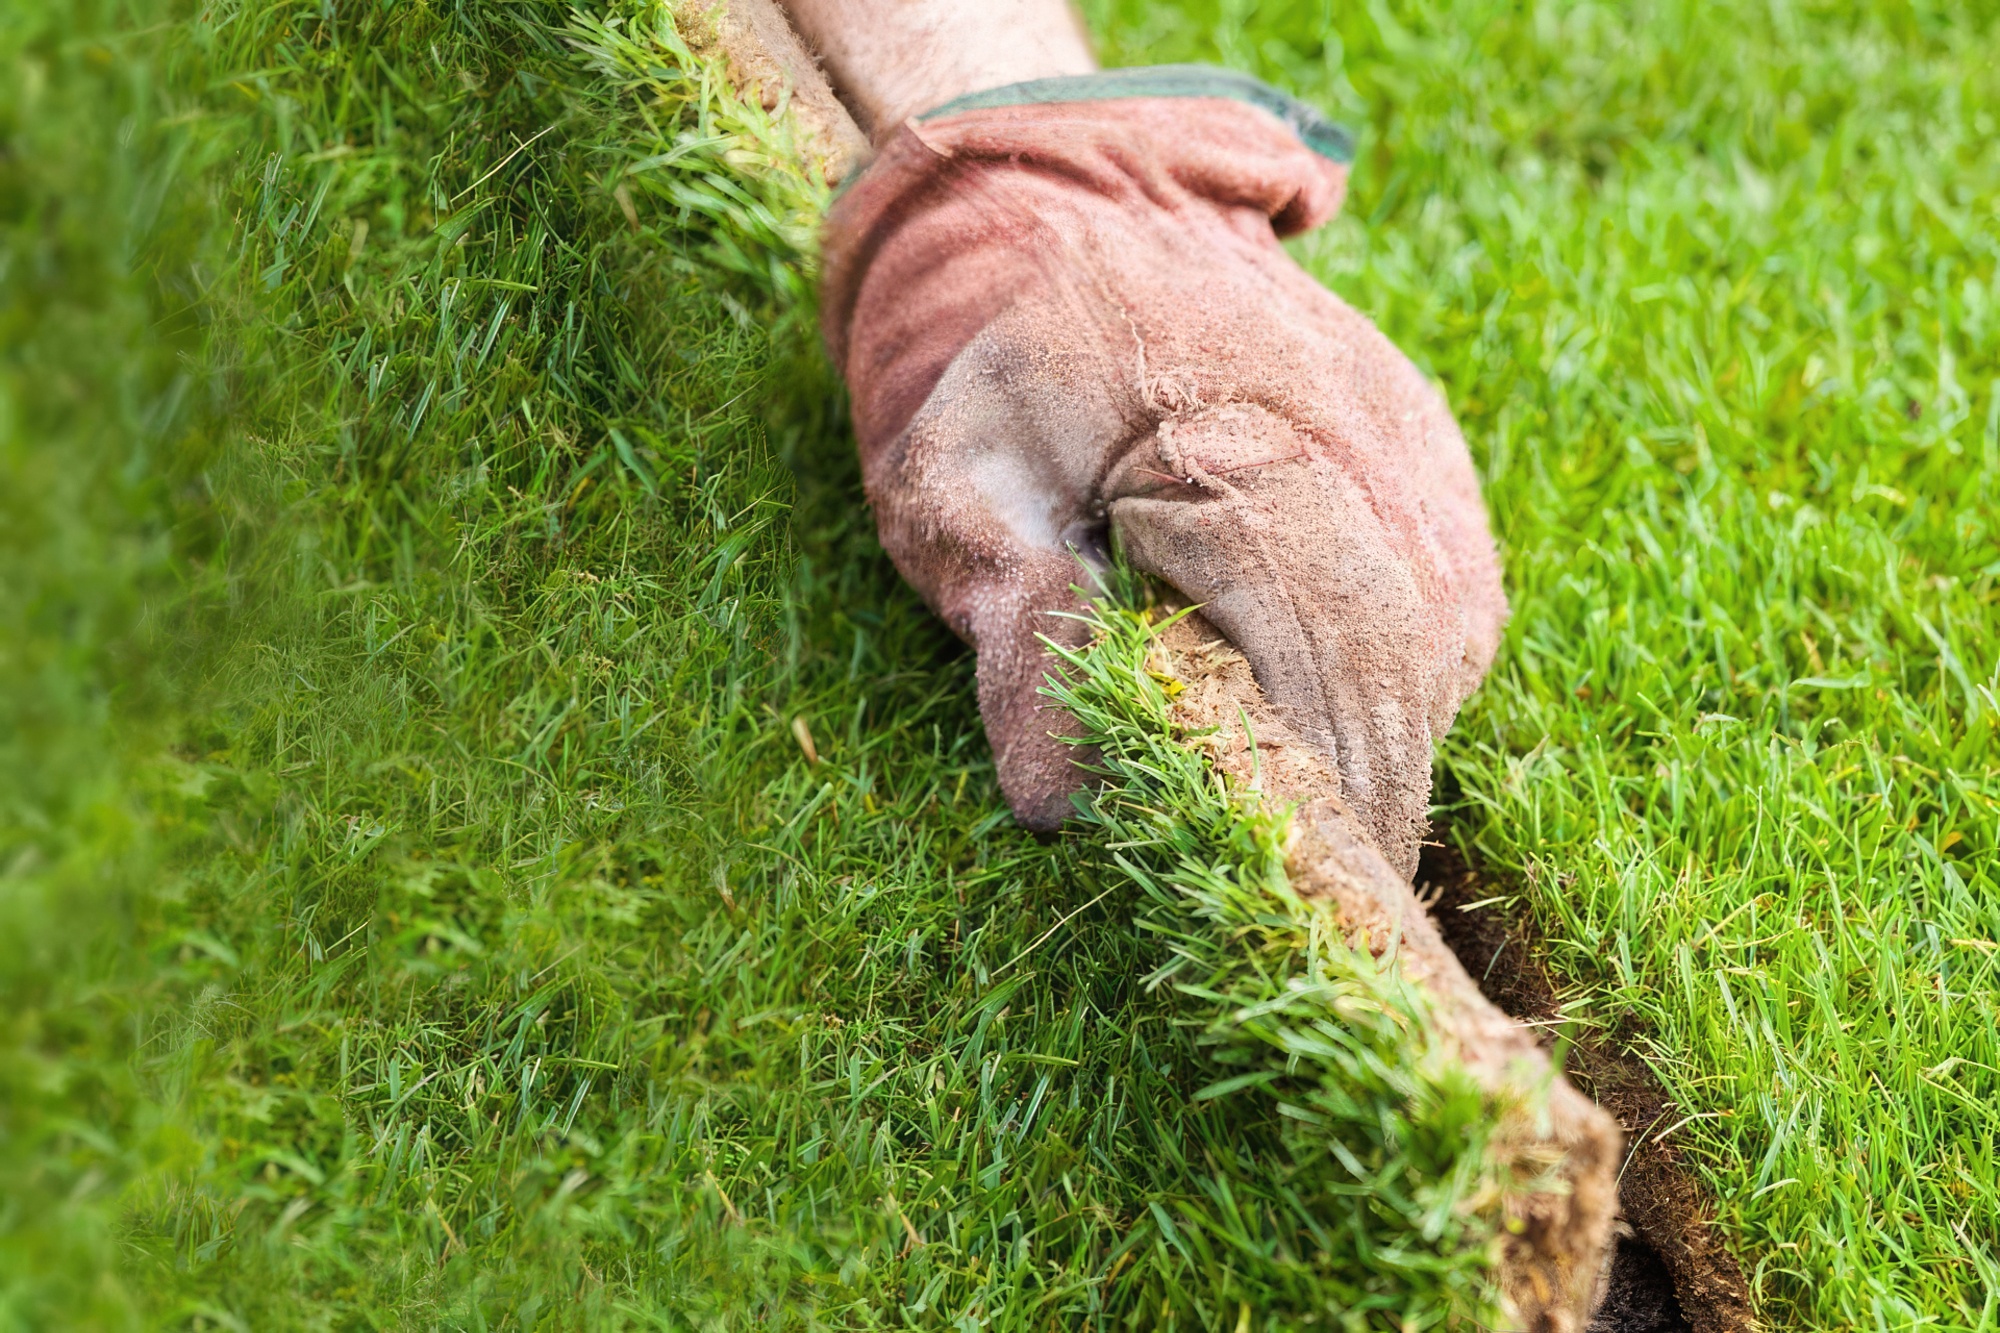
[[1418, 844, 1756, 1333]]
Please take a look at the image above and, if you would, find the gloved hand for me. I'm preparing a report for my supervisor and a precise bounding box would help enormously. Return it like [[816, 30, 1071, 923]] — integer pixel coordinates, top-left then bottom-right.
[[821, 72, 1506, 874]]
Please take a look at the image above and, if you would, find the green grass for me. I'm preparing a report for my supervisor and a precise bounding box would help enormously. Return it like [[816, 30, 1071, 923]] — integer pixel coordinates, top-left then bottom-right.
[[2, 0, 1997, 1329]]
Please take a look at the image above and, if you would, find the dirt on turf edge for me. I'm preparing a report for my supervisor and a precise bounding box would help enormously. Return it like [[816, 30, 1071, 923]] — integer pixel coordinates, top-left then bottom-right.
[[1416, 843, 1757, 1333]]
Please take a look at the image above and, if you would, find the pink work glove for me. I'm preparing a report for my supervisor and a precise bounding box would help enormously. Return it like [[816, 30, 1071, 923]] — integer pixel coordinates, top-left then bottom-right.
[[821, 70, 1505, 875]]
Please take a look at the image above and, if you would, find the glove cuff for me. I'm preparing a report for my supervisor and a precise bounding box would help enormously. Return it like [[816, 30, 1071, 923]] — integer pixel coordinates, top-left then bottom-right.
[[914, 64, 1354, 167]]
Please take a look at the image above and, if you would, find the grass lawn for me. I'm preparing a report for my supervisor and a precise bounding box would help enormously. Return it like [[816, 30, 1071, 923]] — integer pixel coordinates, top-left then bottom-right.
[[3, 0, 1996, 1328]]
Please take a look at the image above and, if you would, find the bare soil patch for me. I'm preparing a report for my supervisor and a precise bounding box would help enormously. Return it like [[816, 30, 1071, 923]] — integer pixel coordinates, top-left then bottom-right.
[[1417, 844, 1756, 1333]]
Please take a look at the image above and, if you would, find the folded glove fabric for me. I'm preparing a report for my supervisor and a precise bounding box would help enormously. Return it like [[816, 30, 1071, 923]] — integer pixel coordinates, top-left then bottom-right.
[[821, 67, 1506, 875]]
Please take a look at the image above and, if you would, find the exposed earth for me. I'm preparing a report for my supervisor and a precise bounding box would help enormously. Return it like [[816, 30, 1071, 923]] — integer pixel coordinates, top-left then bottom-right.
[[1420, 844, 1753, 1333]]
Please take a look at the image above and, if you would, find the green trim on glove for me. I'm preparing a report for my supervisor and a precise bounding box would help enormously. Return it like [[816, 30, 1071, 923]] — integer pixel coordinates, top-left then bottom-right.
[[918, 64, 1355, 165]]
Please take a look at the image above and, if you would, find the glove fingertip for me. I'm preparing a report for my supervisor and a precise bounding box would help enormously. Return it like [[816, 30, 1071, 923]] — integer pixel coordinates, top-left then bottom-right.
[[991, 684, 1092, 833], [971, 590, 1098, 834], [1007, 779, 1077, 834]]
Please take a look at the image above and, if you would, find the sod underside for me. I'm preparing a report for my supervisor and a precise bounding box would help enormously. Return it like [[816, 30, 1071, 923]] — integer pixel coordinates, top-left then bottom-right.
[[2, 0, 1996, 1329]]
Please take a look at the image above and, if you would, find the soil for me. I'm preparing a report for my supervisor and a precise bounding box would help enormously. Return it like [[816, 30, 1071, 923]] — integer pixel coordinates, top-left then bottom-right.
[[1595, 1233, 1695, 1333], [1416, 843, 1757, 1333]]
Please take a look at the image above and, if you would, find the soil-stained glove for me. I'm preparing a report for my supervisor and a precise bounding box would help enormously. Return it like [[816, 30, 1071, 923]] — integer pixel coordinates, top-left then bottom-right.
[[822, 69, 1505, 873]]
